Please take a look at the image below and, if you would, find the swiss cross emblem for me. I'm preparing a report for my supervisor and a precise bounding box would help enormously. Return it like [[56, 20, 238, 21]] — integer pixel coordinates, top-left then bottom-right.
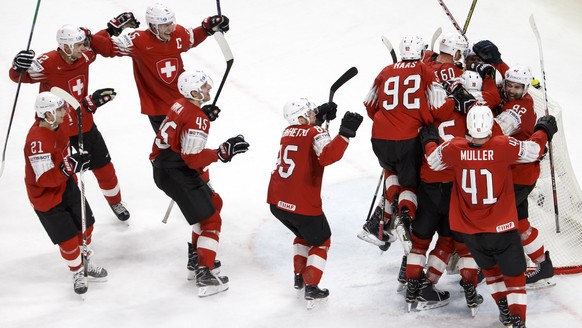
[[156, 58, 179, 84], [68, 75, 86, 100]]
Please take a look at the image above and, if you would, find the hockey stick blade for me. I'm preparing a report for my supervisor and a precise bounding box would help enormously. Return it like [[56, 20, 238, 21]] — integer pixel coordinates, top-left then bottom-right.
[[50, 86, 81, 109], [430, 27, 442, 51], [329, 67, 358, 103], [211, 32, 234, 106], [381, 36, 398, 63]]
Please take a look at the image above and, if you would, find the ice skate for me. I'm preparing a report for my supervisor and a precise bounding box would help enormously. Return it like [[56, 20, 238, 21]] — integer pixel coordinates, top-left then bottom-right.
[[186, 242, 221, 280], [497, 298, 512, 326], [294, 273, 304, 298], [110, 202, 130, 222], [86, 250, 108, 282], [460, 280, 483, 317], [405, 277, 421, 312], [414, 277, 450, 311], [304, 285, 329, 310], [510, 315, 526, 328], [73, 268, 88, 297], [394, 207, 412, 254], [526, 251, 555, 290], [396, 255, 407, 293], [195, 265, 228, 297], [357, 206, 396, 249]]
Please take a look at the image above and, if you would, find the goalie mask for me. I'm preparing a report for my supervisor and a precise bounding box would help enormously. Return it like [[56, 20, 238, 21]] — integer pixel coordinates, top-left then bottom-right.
[[504, 64, 533, 98], [56, 25, 86, 55], [35, 92, 65, 124], [146, 3, 176, 39], [178, 70, 214, 100], [460, 71, 483, 92], [283, 98, 317, 125], [399, 36, 425, 61], [466, 105, 494, 139]]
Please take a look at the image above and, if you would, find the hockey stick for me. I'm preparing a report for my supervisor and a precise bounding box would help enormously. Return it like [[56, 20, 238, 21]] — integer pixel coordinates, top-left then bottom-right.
[[324, 67, 358, 129], [436, 0, 468, 41], [0, 0, 42, 179], [461, 0, 478, 35], [163, 0, 232, 224], [529, 14, 560, 233], [50, 86, 90, 290], [364, 171, 384, 225], [430, 27, 442, 51], [381, 36, 398, 63]]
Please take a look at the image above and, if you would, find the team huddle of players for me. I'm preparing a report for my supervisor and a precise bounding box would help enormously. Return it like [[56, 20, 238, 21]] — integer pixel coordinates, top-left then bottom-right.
[[10, 3, 558, 325]]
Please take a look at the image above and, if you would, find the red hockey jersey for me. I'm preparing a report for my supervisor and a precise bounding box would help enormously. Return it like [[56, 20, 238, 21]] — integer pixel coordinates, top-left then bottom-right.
[[92, 26, 209, 116], [9, 49, 95, 136], [149, 98, 219, 173], [364, 60, 454, 140], [425, 131, 547, 234], [267, 125, 348, 216], [24, 122, 72, 212]]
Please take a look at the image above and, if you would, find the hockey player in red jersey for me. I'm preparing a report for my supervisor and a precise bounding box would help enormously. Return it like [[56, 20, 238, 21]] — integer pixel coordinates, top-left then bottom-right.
[[91, 3, 229, 132], [473, 40, 555, 287], [267, 98, 363, 308], [24, 92, 109, 296], [423, 105, 558, 328], [423, 32, 468, 82], [150, 70, 248, 297], [10, 25, 130, 222]]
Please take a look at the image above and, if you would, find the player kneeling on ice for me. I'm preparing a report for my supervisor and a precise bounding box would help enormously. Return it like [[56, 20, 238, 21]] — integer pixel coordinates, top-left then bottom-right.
[[422, 105, 557, 327], [150, 70, 249, 297], [267, 98, 363, 309], [24, 92, 108, 296]]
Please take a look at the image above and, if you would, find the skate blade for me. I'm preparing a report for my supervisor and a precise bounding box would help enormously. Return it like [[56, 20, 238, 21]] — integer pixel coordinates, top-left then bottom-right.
[[87, 276, 108, 283], [415, 299, 450, 311], [469, 305, 479, 317], [526, 278, 556, 290], [198, 284, 229, 297], [306, 297, 328, 310], [357, 230, 386, 247], [396, 282, 407, 293]]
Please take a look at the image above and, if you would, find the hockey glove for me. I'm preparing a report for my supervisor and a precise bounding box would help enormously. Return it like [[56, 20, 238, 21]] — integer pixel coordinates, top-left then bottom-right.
[[339, 112, 364, 138], [218, 135, 249, 163], [79, 27, 92, 47], [315, 102, 338, 126], [64, 151, 91, 174], [534, 115, 558, 142], [201, 104, 221, 121], [82, 88, 116, 113], [13, 50, 35, 73], [419, 125, 439, 151], [107, 12, 140, 37], [469, 62, 496, 80], [448, 83, 477, 114], [473, 40, 502, 64], [201, 15, 230, 35]]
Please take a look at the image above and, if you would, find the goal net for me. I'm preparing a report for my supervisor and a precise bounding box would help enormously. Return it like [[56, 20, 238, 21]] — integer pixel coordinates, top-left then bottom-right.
[[528, 87, 582, 274]]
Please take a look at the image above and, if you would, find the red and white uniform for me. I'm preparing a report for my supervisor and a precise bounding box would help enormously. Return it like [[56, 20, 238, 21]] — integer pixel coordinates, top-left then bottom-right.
[[9, 50, 94, 136], [24, 121, 71, 212], [267, 125, 348, 216], [422, 50, 463, 83], [150, 98, 219, 170], [92, 26, 209, 116], [425, 132, 547, 234], [364, 60, 454, 140]]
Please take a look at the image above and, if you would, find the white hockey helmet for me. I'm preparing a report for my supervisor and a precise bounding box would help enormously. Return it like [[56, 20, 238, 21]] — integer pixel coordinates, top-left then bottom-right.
[[504, 64, 533, 98], [283, 98, 317, 125], [399, 36, 425, 61], [145, 3, 176, 37], [35, 92, 65, 121], [177, 70, 214, 100], [56, 25, 86, 52], [460, 71, 483, 92], [466, 105, 494, 138], [439, 32, 469, 57]]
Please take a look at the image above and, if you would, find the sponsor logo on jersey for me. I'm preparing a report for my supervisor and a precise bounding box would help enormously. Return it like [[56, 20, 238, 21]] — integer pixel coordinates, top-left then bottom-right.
[[277, 201, 296, 212], [156, 58, 179, 84], [496, 221, 515, 233]]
